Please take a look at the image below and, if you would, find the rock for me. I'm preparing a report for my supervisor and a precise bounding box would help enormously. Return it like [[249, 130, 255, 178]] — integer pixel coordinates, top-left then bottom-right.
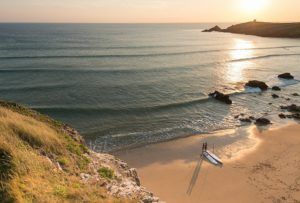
[[292, 93, 299, 96], [292, 113, 300, 119], [278, 73, 294, 80], [119, 161, 128, 169], [239, 118, 252, 123], [249, 116, 255, 120], [234, 115, 239, 119], [278, 114, 286, 119], [286, 98, 291, 101], [209, 91, 232, 105], [56, 162, 63, 171], [284, 113, 300, 120], [255, 118, 271, 126], [80, 173, 91, 180], [272, 94, 279, 99], [129, 168, 141, 186], [203, 25, 222, 32], [272, 86, 281, 91], [245, 80, 268, 91], [281, 104, 300, 112], [268, 103, 272, 105]]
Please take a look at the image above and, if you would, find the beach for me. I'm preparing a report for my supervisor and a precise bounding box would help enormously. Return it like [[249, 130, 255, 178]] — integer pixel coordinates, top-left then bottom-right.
[[116, 124, 300, 203]]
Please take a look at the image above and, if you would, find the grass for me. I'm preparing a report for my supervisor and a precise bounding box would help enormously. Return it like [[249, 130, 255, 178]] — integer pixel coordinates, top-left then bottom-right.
[[0, 102, 118, 202], [98, 167, 115, 180]]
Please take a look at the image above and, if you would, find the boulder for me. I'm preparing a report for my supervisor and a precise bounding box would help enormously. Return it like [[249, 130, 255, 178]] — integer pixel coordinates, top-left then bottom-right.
[[209, 91, 232, 105], [278, 73, 294, 80], [239, 118, 252, 123], [272, 94, 279, 99], [245, 80, 268, 91], [280, 104, 300, 112], [249, 116, 256, 120], [278, 114, 286, 119], [255, 118, 271, 126], [272, 86, 281, 91], [292, 113, 300, 120], [292, 93, 299, 96]]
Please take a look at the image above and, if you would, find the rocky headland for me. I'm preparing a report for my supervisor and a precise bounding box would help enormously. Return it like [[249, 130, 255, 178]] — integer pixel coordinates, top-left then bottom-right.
[[203, 21, 300, 38]]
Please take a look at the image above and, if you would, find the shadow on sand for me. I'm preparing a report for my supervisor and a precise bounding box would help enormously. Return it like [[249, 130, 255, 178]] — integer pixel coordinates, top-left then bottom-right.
[[186, 155, 203, 195], [186, 153, 223, 195]]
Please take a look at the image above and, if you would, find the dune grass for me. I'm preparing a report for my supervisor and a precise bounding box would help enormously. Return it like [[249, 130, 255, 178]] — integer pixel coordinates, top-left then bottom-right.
[[0, 102, 118, 202]]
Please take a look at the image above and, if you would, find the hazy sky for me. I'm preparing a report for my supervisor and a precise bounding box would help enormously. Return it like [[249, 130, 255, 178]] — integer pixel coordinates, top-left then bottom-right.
[[0, 0, 300, 23]]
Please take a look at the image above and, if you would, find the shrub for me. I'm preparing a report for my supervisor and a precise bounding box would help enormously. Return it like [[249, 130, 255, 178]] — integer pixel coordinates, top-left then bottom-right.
[[98, 167, 114, 180], [53, 185, 68, 198]]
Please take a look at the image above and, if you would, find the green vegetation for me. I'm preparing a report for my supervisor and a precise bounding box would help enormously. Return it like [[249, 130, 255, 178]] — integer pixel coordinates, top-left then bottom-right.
[[98, 167, 115, 180], [0, 100, 118, 202], [53, 185, 68, 198]]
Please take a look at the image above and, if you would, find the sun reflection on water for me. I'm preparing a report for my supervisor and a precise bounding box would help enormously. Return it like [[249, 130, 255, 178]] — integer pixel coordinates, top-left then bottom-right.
[[225, 39, 255, 84]]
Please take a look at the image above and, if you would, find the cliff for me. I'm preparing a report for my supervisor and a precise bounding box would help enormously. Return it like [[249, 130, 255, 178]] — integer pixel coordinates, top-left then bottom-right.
[[0, 100, 159, 203], [203, 21, 300, 38]]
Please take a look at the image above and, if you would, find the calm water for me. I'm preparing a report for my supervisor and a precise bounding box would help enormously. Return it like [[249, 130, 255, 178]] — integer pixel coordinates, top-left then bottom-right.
[[0, 23, 300, 152]]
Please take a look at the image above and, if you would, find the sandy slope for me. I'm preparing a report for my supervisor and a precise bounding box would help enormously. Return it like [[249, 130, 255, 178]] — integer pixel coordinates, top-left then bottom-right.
[[116, 124, 300, 203]]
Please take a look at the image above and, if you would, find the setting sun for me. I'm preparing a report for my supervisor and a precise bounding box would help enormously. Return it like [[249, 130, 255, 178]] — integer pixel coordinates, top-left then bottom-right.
[[240, 0, 269, 13]]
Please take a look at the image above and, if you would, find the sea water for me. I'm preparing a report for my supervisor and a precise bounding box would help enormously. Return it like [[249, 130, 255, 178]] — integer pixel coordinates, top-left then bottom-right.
[[0, 23, 299, 152]]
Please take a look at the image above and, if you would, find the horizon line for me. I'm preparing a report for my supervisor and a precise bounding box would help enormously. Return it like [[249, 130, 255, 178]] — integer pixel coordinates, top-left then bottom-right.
[[0, 20, 299, 24]]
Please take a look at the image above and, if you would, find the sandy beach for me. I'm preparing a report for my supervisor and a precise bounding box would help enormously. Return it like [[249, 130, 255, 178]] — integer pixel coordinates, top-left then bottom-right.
[[116, 124, 300, 203]]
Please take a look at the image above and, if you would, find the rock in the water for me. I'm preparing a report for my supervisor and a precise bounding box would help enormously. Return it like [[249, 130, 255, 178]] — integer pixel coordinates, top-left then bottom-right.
[[209, 91, 232, 105], [245, 80, 268, 91], [284, 113, 300, 120], [272, 94, 279, 99], [272, 86, 281, 91], [280, 104, 300, 112], [292, 113, 300, 120], [255, 118, 271, 126], [292, 93, 299, 96], [249, 116, 255, 120], [203, 25, 222, 32], [278, 114, 286, 119], [278, 73, 294, 80], [239, 118, 252, 123]]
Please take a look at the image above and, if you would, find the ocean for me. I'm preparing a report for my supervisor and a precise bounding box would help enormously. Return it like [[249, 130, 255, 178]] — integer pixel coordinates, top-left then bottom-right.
[[0, 23, 299, 152]]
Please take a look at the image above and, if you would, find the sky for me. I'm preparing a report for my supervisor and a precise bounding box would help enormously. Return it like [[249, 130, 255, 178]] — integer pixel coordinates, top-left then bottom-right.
[[0, 0, 300, 23]]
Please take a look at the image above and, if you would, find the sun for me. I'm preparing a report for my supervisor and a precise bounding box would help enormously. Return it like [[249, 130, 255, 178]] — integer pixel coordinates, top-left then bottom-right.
[[240, 0, 268, 13]]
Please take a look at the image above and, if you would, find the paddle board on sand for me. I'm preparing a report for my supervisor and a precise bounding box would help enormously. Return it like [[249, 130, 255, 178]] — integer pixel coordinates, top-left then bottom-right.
[[206, 150, 223, 165], [203, 151, 218, 165]]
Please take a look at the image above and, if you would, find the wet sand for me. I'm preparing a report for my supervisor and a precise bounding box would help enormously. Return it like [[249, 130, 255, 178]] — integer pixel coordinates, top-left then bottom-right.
[[116, 124, 300, 203]]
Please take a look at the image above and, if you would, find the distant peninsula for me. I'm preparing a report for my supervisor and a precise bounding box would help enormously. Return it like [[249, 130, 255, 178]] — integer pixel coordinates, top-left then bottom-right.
[[203, 21, 300, 38]]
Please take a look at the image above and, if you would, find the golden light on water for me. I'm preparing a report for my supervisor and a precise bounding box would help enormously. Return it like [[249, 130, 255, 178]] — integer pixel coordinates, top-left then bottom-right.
[[230, 39, 254, 60], [225, 39, 254, 83]]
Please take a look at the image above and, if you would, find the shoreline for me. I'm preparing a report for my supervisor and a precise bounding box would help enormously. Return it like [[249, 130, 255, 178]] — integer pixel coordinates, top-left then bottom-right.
[[115, 123, 300, 202]]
